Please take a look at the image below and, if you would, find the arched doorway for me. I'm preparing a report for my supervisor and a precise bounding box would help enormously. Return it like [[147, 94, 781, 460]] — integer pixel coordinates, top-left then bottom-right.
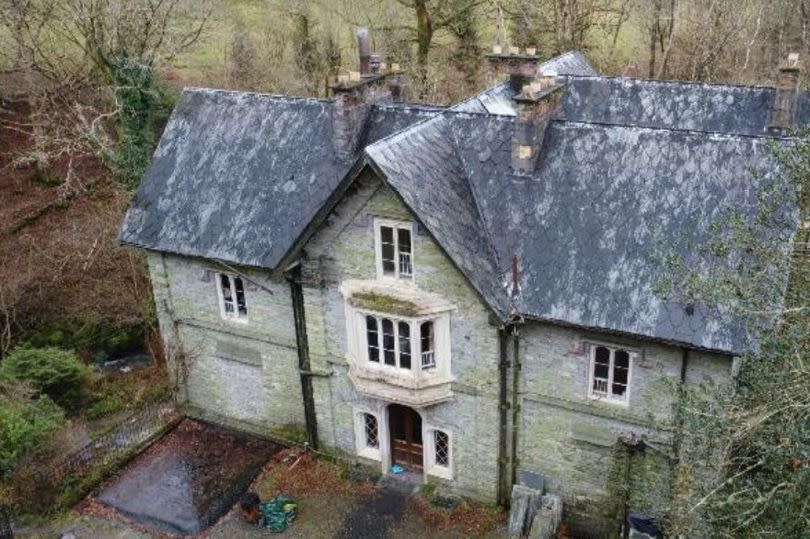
[[388, 404, 423, 470]]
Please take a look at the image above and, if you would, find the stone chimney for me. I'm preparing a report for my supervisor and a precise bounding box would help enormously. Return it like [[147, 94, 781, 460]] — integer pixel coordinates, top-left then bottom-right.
[[331, 27, 392, 161], [511, 79, 564, 175], [769, 52, 801, 133], [486, 46, 542, 94]]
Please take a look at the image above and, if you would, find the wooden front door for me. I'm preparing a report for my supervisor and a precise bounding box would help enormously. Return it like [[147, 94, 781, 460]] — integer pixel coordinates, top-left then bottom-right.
[[389, 404, 423, 470]]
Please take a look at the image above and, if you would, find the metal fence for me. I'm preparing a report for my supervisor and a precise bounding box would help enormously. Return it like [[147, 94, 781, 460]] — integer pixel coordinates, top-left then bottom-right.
[[44, 400, 177, 483]]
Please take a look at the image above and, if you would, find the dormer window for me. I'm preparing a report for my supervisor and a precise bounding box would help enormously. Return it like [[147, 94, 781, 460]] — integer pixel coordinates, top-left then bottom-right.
[[375, 219, 413, 279], [217, 273, 248, 322]]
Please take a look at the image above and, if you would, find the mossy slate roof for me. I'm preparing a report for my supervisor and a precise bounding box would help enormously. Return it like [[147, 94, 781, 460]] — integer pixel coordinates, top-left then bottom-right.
[[120, 52, 801, 354]]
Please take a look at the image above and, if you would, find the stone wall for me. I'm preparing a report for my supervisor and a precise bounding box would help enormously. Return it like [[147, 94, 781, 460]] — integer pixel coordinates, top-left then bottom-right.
[[516, 322, 732, 536], [301, 169, 502, 501], [146, 253, 306, 436]]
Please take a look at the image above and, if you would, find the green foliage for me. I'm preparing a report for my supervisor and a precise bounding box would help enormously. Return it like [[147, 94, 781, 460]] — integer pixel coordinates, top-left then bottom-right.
[[0, 386, 65, 476], [99, 55, 176, 189], [655, 130, 810, 536], [1, 347, 94, 411], [20, 315, 145, 360]]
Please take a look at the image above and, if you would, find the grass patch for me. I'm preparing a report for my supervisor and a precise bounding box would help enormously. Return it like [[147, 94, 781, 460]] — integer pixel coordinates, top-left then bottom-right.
[[255, 452, 376, 499]]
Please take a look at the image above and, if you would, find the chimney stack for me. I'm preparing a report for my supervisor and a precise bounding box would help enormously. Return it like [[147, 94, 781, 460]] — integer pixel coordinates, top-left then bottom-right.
[[331, 28, 397, 160], [358, 27, 372, 76], [511, 79, 564, 175], [769, 52, 801, 133], [486, 46, 542, 94]]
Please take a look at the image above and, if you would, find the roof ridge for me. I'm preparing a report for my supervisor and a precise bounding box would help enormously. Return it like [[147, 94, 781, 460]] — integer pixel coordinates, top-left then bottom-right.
[[553, 118, 795, 141], [566, 75, 780, 92], [182, 86, 332, 104]]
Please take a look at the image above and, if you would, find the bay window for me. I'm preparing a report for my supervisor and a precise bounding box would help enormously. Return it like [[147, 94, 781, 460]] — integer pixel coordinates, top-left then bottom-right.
[[362, 313, 445, 375]]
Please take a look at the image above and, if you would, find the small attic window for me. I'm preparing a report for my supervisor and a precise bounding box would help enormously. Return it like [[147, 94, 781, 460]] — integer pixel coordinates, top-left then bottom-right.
[[217, 273, 248, 322], [375, 219, 413, 280]]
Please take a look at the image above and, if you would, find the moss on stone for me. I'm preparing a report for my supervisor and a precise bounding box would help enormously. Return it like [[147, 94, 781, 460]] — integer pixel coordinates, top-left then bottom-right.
[[350, 292, 421, 317]]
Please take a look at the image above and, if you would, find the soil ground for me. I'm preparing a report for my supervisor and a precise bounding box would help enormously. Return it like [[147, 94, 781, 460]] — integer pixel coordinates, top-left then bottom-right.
[[16, 426, 508, 539]]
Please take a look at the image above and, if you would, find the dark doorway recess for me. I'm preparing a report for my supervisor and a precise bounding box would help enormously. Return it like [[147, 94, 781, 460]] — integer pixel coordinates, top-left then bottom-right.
[[389, 404, 423, 470]]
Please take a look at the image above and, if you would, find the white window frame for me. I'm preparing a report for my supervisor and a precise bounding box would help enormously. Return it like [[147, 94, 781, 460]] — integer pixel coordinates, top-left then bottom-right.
[[424, 425, 453, 479], [374, 218, 414, 280], [215, 272, 249, 323], [587, 343, 634, 405], [354, 409, 382, 461], [361, 312, 447, 376]]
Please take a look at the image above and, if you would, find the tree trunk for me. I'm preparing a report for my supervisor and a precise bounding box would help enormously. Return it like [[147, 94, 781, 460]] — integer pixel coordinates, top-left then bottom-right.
[[414, 0, 433, 99]]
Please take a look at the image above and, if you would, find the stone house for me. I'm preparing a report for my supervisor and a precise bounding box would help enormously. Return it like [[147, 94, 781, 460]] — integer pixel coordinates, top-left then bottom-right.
[[119, 38, 802, 536]]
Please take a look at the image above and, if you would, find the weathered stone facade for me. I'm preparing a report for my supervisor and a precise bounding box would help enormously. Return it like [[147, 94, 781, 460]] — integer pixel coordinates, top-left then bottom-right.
[[146, 168, 733, 534]]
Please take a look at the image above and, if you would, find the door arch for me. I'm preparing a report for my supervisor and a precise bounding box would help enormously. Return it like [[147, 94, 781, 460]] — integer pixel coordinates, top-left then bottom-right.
[[388, 404, 423, 470]]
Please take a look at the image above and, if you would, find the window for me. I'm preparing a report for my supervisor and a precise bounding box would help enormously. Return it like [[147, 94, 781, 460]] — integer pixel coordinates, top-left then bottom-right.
[[420, 321, 435, 368], [354, 409, 382, 461], [366, 315, 412, 370], [217, 273, 248, 321], [425, 427, 452, 479], [589, 345, 632, 403], [366, 316, 379, 363], [362, 314, 442, 372], [375, 220, 413, 279], [434, 430, 449, 466], [363, 413, 379, 448]]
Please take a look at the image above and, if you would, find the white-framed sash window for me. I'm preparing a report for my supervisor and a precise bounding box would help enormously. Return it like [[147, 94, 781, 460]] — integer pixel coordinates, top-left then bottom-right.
[[375, 218, 413, 280], [216, 272, 248, 322], [588, 344, 633, 404]]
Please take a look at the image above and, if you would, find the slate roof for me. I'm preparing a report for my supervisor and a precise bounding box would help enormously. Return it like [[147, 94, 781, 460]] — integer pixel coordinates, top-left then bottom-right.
[[119, 89, 439, 268], [120, 52, 801, 354]]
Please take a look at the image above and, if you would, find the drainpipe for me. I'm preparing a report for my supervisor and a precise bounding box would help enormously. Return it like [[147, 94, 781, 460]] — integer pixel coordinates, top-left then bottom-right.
[[497, 327, 511, 506], [510, 324, 522, 489], [287, 265, 320, 450]]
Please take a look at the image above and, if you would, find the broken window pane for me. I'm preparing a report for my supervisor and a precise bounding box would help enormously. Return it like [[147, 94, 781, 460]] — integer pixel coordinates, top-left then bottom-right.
[[366, 316, 379, 362], [382, 318, 396, 365], [398, 321, 411, 369], [220, 274, 234, 314], [434, 430, 449, 466], [593, 346, 610, 394], [613, 350, 629, 396], [381, 226, 396, 275], [234, 277, 247, 316], [420, 321, 435, 368]]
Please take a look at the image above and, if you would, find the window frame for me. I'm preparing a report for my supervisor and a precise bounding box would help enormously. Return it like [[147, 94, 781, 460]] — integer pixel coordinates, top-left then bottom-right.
[[215, 272, 249, 323], [374, 218, 414, 281], [363, 313, 441, 374], [587, 343, 634, 405], [424, 426, 453, 479], [354, 409, 382, 461]]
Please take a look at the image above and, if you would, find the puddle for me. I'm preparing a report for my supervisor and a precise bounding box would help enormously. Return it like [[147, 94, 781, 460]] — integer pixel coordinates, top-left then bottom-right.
[[97, 418, 280, 535]]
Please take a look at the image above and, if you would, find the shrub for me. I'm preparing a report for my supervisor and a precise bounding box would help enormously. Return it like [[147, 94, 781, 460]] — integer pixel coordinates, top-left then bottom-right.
[[0, 385, 65, 476], [1, 347, 94, 411]]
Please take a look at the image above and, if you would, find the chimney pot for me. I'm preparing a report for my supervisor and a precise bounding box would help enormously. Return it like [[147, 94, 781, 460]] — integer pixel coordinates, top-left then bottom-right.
[[769, 52, 801, 133], [358, 27, 371, 76]]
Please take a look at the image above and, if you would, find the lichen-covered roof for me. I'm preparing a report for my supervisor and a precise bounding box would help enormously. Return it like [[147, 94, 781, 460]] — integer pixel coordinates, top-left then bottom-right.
[[121, 51, 800, 353], [452, 50, 597, 115], [119, 89, 439, 268], [444, 115, 792, 352]]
